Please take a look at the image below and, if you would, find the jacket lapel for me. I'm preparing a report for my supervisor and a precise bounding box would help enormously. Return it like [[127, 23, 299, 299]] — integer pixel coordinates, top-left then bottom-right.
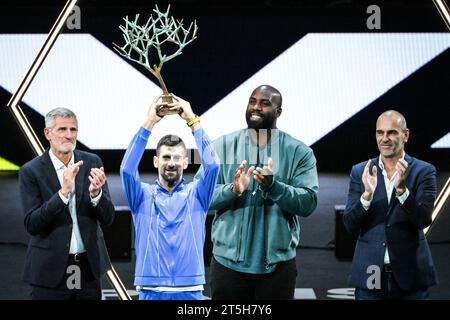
[[386, 189, 397, 217], [386, 153, 413, 218], [40, 150, 63, 193], [74, 150, 85, 210], [372, 156, 389, 214], [404, 153, 413, 168]]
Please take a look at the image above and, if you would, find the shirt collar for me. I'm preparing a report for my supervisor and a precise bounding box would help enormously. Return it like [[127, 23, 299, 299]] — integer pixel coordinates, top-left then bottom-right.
[[378, 151, 405, 172], [48, 149, 74, 171], [244, 128, 280, 146], [155, 177, 185, 193]]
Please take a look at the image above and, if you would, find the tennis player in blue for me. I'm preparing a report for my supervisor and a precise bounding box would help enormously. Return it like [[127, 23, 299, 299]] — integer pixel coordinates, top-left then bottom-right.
[[120, 94, 220, 300]]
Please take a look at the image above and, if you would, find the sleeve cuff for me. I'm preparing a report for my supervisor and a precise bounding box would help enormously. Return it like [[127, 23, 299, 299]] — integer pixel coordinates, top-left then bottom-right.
[[227, 183, 244, 199], [139, 127, 151, 139], [360, 195, 371, 211], [58, 191, 69, 205], [396, 187, 410, 204], [90, 189, 103, 207], [258, 180, 275, 199], [192, 127, 205, 139]]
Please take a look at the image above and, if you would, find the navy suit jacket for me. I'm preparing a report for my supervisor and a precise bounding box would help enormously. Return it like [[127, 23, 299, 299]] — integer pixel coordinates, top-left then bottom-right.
[[19, 149, 115, 288], [343, 154, 438, 291]]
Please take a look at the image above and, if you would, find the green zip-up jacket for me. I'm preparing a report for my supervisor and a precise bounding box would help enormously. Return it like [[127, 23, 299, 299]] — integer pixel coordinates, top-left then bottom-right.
[[197, 128, 319, 270]]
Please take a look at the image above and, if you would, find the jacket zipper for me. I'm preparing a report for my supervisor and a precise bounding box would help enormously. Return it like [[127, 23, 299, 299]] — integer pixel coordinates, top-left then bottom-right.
[[156, 211, 160, 277], [235, 213, 244, 262]]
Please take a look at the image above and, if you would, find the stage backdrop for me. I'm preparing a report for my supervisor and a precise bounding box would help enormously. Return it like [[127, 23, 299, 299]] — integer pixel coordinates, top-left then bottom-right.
[[1, 1, 449, 172]]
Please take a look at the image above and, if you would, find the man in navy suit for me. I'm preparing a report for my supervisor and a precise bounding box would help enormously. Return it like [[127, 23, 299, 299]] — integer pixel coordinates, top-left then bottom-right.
[[344, 110, 437, 300], [19, 107, 115, 300]]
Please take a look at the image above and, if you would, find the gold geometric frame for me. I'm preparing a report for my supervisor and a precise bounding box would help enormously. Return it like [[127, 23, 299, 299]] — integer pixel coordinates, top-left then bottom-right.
[[425, 177, 450, 235], [6, 0, 131, 300], [425, 0, 450, 236], [433, 0, 450, 30]]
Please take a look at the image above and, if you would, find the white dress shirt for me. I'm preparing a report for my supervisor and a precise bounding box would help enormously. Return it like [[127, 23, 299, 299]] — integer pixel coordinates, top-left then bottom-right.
[[48, 150, 102, 254], [360, 153, 410, 265]]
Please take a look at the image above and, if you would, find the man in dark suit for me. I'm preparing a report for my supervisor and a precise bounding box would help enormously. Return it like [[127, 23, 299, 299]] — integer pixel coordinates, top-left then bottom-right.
[[19, 107, 115, 300], [344, 110, 437, 300]]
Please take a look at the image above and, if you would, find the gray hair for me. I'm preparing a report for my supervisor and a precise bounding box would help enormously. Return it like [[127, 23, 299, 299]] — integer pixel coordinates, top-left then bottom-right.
[[45, 107, 77, 128]]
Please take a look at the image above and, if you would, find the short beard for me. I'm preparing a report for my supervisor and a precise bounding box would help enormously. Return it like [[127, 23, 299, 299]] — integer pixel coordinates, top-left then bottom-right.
[[166, 180, 176, 188], [380, 145, 399, 159], [246, 113, 275, 130], [161, 171, 181, 187], [56, 142, 76, 154]]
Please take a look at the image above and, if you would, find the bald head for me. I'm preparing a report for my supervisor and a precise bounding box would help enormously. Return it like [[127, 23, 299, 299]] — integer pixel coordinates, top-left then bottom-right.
[[377, 110, 407, 130], [375, 109, 410, 159], [246, 85, 283, 129], [252, 85, 282, 108]]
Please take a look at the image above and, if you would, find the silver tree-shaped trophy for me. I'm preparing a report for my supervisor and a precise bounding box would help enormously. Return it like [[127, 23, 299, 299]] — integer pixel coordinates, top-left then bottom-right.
[[113, 4, 198, 116]]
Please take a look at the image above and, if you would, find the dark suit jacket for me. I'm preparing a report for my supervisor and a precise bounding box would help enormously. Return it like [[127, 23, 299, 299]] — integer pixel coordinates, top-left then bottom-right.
[[343, 154, 438, 291], [19, 149, 115, 288]]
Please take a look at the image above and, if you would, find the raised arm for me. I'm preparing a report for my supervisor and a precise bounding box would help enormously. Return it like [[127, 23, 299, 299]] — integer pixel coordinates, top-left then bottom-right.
[[120, 96, 164, 212], [87, 156, 115, 226], [397, 163, 436, 229], [171, 94, 220, 211]]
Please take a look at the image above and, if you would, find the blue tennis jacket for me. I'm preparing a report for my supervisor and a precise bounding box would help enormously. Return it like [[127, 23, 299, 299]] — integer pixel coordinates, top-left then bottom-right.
[[120, 127, 219, 287]]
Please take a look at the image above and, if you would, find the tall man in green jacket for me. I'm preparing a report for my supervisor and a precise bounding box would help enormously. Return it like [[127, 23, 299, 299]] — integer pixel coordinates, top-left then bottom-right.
[[197, 85, 319, 299]]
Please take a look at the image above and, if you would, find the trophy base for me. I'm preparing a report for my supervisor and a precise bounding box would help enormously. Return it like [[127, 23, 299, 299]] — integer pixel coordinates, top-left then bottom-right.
[[156, 95, 182, 117], [157, 106, 181, 117]]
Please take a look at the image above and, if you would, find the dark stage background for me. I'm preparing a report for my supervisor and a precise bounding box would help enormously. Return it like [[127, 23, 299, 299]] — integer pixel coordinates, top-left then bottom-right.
[[0, 0, 449, 173]]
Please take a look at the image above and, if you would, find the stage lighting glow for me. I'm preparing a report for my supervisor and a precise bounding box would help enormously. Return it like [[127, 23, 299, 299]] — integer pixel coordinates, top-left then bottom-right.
[[0, 156, 20, 171]]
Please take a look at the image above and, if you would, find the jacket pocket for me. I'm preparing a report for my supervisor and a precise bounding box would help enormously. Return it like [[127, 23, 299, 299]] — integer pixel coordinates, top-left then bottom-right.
[[211, 213, 240, 259]]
